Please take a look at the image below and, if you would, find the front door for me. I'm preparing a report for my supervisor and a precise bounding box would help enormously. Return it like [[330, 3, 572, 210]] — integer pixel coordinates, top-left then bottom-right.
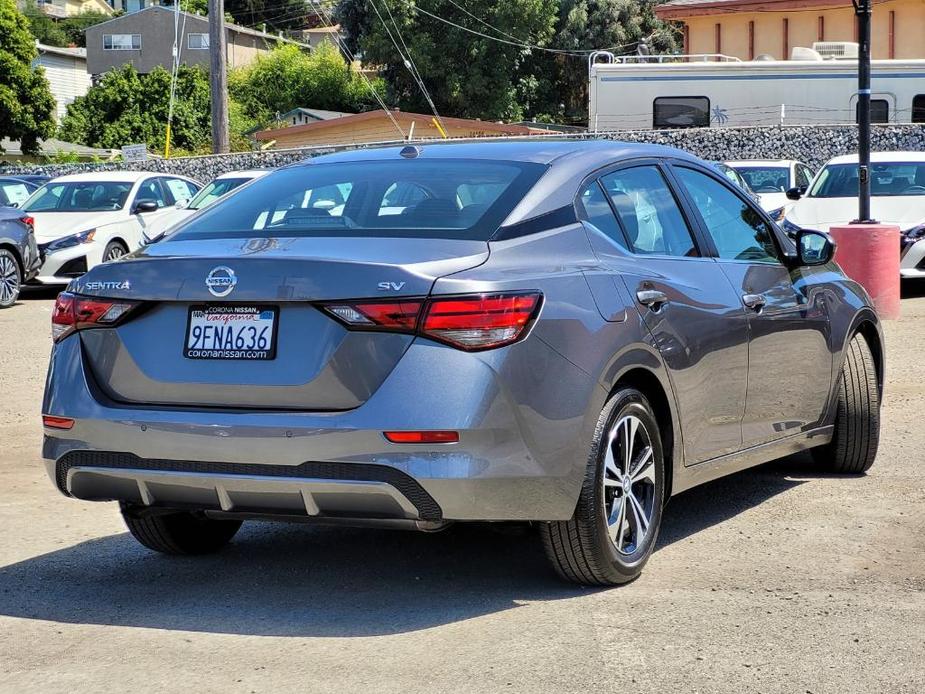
[[672, 165, 832, 448], [578, 164, 750, 465]]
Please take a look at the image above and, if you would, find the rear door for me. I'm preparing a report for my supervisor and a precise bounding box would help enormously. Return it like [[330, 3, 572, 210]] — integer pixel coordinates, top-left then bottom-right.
[[671, 164, 832, 448], [578, 162, 750, 465]]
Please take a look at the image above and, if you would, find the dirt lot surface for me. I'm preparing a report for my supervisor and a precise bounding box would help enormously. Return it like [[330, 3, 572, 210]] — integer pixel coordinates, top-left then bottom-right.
[[1, 286, 923, 694]]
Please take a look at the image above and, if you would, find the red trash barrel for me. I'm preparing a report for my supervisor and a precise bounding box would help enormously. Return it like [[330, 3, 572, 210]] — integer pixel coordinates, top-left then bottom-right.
[[828, 223, 901, 319]]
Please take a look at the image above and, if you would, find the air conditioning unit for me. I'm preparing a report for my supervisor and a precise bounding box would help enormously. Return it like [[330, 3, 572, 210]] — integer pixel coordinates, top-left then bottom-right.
[[812, 41, 860, 59]]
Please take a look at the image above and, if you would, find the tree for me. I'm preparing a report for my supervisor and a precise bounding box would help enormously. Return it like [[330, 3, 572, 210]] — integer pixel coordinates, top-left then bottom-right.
[[61, 10, 115, 48], [349, 0, 557, 122], [60, 64, 213, 153], [225, 0, 326, 32], [527, 0, 677, 120], [0, 0, 56, 155], [230, 41, 383, 124], [21, 3, 113, 48]]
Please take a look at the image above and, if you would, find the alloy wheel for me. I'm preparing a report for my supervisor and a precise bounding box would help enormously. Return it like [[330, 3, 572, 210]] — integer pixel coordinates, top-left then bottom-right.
[[0, 254, 20, 306], [104, 245, 126, 262], [602, 413, 657, 555]]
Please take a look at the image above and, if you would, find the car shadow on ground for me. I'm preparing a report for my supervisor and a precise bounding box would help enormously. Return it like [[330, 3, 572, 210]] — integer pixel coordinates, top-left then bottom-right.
[[0, 453, 820, 637]]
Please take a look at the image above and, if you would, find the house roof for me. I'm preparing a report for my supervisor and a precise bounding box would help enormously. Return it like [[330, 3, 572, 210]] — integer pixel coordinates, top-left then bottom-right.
[[655, 0, 884, 19], [36, 43, 87, 60], [254, 109, 541, 140], [83, 6, 310, 48], [282, 108, 352, 121]]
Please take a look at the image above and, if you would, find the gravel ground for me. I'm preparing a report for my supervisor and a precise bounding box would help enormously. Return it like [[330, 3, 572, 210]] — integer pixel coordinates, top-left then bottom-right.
[[1, 286, 923, 694]]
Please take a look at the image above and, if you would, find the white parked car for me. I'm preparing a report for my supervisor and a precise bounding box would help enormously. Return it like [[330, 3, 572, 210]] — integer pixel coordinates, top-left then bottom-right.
[[782, 152, 925, 279], [726, 159, 815, 218], [141, 169, 270, 244], [21, 171, 200, 284]]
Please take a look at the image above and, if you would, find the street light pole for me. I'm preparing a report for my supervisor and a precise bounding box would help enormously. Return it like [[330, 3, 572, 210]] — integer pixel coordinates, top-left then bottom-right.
[[853, 0, 874, 223], [208, 0, 230, 154]]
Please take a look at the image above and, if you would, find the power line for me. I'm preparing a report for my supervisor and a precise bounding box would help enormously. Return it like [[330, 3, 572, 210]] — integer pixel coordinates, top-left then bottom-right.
[[369, 0, 447, 134]]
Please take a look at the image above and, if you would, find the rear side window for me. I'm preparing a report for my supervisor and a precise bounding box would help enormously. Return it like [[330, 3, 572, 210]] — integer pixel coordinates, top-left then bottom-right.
[[172, 159, 546, 241], [136, 179, 167, 207], [674, 167, 780, 264], [653, 97, 710, 129], [599, 166, 698, 257], [856, 99, 889, 124], [576, 181, 628, 251], [913, 95, 925, 123]]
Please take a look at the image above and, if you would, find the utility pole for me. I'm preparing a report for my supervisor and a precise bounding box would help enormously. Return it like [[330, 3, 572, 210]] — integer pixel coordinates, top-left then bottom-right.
[[853, 0, 874, 223], [208, 0, 229, 153]]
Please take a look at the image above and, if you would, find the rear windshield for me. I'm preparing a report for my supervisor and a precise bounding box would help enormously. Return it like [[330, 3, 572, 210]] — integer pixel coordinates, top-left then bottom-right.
[[809, 162, 925, 198], [23, 181, 133, 212], [733, 166, 789, 193], [169, 159, 546, 241]]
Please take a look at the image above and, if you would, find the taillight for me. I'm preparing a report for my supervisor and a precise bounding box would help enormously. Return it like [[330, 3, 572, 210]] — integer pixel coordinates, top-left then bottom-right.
[[19, 216, 34, 232], [321, 292, 542, 351], [51, 291, 139, 342]]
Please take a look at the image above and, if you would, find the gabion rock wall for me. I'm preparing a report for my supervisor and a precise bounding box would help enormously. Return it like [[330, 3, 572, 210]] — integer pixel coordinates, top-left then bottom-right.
[[3, 124, 925, 182]]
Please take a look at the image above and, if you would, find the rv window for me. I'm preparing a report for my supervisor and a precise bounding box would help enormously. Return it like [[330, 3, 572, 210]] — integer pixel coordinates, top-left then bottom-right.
[[856, 99, 889, 124], [913, 95, 925, 123], [653, 97, 710, 129]]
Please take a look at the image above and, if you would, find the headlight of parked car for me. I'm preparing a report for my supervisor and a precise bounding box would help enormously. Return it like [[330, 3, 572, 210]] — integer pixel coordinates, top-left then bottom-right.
[[780, 218, 802, 239], [768, 206, 786, 222], [45, 229, 96, 253], [902, 224, 925, 251]]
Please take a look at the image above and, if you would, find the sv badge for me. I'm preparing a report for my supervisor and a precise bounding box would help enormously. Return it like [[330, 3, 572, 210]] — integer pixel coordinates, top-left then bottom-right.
[[378, 281, 406, 291]]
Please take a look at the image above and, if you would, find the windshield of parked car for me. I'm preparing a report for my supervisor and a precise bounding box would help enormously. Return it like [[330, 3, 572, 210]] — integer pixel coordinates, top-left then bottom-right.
[[187, 177, 252, 210], [732, 166, 790, 193], [809, 162, 925, 198], [0, 180, 34, 207], [170, 159, 546, 241], [22, 181, 133, 212]]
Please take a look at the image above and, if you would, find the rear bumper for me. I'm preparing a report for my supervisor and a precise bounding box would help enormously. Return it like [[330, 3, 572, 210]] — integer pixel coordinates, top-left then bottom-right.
[[42, 335, 600, 522]]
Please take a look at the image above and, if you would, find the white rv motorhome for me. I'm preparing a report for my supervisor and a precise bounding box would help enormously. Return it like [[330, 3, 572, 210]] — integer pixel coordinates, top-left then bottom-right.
[[588, 43, 925, 131]]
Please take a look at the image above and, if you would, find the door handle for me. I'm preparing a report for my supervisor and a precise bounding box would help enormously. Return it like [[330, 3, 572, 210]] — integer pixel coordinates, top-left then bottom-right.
[[742, 293, 766, 311], [636, 289, 669, 310]]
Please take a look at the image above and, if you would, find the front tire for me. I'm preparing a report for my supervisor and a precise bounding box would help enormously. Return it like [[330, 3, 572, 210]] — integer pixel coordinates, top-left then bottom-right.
[[812, 333, 880, 473], [102, 240, 128, 263], [120, 503, 242, 555], [0, 249, 22, 308], [541, 388, 665, 586]]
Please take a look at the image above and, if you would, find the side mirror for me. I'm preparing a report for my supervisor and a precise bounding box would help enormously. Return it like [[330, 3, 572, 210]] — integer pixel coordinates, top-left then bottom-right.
[[796, 229, 835, 266], [786, 186, 807, 201], [134, 199, 159, 214], [9, 202, 19, 209]]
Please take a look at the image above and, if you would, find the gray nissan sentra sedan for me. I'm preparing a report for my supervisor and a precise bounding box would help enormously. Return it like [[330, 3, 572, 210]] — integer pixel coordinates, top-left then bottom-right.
[[42, 141, 883, 585]]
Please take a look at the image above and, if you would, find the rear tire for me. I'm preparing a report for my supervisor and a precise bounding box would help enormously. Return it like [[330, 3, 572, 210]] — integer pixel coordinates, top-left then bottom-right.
[[540, 388, 665, 586], [0, 248, 21, 308], [120, 503, 242, 555], [812, 333, 880, 473]]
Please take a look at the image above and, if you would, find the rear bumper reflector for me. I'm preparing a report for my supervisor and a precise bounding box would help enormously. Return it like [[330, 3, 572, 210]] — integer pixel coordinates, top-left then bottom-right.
[[383, 431, 459, 444], [43, 415, 75, 430]]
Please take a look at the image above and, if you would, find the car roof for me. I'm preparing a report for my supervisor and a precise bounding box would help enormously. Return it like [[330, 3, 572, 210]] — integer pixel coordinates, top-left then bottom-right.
[[304, 139, 701, 168], [215, 170, 271, 180], [726, 160, 796, 167], [825, 151, 925, 165], [50, 171, 171, 183]]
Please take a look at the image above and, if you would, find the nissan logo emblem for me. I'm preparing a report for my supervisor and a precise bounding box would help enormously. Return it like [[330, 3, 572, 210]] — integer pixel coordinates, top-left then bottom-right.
[[205, 266, 237, 297]]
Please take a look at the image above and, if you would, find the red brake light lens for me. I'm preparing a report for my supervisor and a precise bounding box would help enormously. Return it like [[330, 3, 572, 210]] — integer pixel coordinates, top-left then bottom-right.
[[384, 430, 459, 444], [19, 216, 34, 231], [321, 292, 542, 351], [51, 292, 139, 342], [42, 415, 75, 430]]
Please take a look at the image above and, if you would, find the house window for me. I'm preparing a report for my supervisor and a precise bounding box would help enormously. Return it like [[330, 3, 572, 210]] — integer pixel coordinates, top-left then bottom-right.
[[912, 95, 925, 123], [856, 99, 890, 124], [653, 97, 710, 129], [714, 23, 722, 54], [188, 33, 209, 50], [103, 34, 141, 50]]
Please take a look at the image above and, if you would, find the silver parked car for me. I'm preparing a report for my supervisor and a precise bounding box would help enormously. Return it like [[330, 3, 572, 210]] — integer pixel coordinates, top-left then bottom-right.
[[42, 141, 883, 585], [0, 207, 41, 307]]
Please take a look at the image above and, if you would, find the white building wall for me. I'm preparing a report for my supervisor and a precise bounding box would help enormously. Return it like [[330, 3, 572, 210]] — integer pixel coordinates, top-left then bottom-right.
[[34, 52, 92, 123]]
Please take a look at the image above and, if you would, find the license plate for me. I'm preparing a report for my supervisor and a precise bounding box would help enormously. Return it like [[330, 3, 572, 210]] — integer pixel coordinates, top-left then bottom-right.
[[184, 305, 278, 360]]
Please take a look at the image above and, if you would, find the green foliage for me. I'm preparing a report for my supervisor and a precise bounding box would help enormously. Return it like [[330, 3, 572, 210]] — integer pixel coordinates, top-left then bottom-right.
[[336, 0, 677, 124], [225, 0, 320, 31], [44, 149, 80, 164], [60, 64, 213, 153], [181, 0, 208, 14], [21, 3, 112, 48], [351, 0, 557, 122], [230, 41, 383, 123], [0, 0, 56, 155]]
